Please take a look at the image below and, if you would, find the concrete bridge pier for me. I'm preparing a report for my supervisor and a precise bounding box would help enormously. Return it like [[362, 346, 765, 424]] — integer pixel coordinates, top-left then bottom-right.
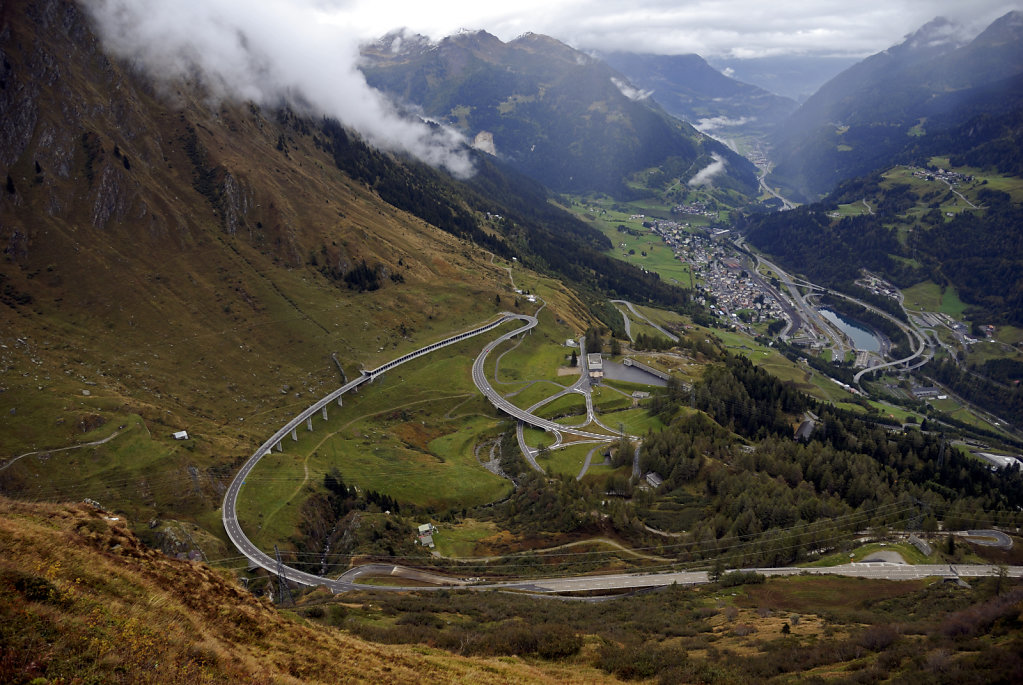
[[275, 441, 282, 452], [306, 417, 313, 431], [322, 406, 328, 420], [291, 428, 298, 441], [337, 396, 343, 406]]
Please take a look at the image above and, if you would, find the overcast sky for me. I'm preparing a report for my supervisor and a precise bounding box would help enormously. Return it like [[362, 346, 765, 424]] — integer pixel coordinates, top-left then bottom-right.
[[336, 0, 1023, 58]]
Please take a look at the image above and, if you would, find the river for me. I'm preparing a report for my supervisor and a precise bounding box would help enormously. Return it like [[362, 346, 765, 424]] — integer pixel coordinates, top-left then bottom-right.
[[818, 308, 881, 352]]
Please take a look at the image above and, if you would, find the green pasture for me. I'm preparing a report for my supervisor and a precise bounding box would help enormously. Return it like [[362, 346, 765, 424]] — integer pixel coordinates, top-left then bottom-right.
[[0, 412, 188, 518], [432, 519, 501, 558], [534, 392, 587, 420], [599, 408, 665, 437], [631, 304, 690, 330], [233, 337, 524, 552], [803, 541, 944, 568], [901, 281, 967, 319], [542, 443, 604, 478], [591, 386, 635, 413], [504, 381, 571, 411]]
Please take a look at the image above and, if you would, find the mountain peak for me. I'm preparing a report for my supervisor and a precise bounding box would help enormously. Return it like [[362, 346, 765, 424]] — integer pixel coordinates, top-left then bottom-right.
[[508, 32, 587, 62], [364, 28, 435, 58], [895, 16, 966, 54]]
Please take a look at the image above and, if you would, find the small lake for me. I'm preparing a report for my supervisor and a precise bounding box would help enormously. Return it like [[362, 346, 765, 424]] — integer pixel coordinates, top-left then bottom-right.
[[818, 309, 881, 352]]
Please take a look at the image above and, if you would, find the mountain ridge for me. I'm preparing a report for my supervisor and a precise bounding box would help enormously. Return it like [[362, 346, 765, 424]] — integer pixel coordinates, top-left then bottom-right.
[[599, 51, 797, 137], [769, 10, 1023, 200], [360, 30, 758, 196]]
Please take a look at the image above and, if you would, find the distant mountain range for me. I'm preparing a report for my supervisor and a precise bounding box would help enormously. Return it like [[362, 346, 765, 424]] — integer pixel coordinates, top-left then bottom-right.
[[360, 30, 758, 196], [768, 11, 1023, 200], [705, 55, 860, 103], [598, 52, 797, 137]]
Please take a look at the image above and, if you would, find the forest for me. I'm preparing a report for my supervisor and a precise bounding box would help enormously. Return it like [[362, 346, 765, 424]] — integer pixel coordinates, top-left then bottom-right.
[[634, 352, 1023, 567], [745, 183, 1023, 327]]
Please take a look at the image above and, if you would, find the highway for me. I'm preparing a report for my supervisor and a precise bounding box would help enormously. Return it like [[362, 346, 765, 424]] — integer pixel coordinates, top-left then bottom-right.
[[611, 300, 679, 342], [469, 313, 619, 442], [222, 312, 534, 585], [488, 562, 1023, 593], [747, 249, 932, 388], [224, 309, 620, 589], [223, 306, 1013, 599], [754, 254, 846, 354]]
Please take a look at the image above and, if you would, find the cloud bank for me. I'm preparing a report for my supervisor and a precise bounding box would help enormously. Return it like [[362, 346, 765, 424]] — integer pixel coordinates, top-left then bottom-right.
[[695, 116, 755, 133], [689, 154, 726, 187], [335, 0, 1022, 59], [610, 77, 653, 101], [80, 0, 474, 177]]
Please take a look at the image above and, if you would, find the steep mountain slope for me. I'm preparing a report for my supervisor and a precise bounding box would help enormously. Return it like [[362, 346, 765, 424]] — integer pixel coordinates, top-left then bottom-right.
[[769, 11, 1023, 200], [744, 159, 1023, 328], [4, 0, 690, 535], [0, 496, 606, 684], [360, 30, 758, 196], [600, 52, 797, 137]]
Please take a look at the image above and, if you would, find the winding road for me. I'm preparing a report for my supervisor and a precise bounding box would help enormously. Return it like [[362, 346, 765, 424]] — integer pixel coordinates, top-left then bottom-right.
[[224, 309, 620, 589], [223, 307, 1015, 598]]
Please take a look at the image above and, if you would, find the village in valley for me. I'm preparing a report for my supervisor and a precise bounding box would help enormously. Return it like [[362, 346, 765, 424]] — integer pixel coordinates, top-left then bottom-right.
[[646, 219, 787, 332]]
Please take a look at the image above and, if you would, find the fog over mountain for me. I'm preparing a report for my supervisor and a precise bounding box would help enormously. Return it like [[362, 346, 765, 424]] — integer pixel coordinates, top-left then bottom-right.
[[80, 0, 476, 176]]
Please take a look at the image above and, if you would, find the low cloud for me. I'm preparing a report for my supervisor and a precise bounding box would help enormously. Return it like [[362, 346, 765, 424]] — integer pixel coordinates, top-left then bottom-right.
[[80, 0, 474, 177], [689, 153, 727, 187], [695, 116, 755, 132], [610, 77, 653, 101]]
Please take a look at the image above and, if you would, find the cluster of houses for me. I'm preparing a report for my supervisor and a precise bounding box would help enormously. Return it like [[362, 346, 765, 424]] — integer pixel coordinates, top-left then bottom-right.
[[699, 260, 786, 326], [671, 201, 715, 216], [912, 167, 974, 186], [648, 222, 786, 329], [416, 522, 436, 548]]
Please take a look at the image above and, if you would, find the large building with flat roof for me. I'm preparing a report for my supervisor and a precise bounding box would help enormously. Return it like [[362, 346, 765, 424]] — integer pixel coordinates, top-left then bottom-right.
[[587, 353, 603, 381]]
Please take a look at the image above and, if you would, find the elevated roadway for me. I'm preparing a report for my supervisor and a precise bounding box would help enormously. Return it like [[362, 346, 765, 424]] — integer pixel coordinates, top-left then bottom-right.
[[225, 310, 618, 589], [223, 313, 532, 584]]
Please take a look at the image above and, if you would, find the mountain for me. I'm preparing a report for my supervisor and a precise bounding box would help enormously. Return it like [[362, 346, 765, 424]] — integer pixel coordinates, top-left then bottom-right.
[[769, 11, 1023, 200], [360, 30, 758, 196], [599, 52, 797, 137], [0, 0, 695, 527]]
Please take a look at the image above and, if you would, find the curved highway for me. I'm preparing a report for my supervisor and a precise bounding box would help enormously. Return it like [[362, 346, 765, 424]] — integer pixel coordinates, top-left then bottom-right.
[[224, 309, 618, 590], [611, 300, 679, 342], [470, 315, 618, 442], [223, 313, 529, 584], [225, 304, 1002, 598]]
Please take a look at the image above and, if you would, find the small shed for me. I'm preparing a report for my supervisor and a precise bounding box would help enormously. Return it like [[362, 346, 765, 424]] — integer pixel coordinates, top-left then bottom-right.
[[172, 430, 189, 440]]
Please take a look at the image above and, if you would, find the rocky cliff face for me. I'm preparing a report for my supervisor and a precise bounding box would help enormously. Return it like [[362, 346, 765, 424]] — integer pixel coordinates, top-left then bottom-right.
[[0, 0, 305, 252]]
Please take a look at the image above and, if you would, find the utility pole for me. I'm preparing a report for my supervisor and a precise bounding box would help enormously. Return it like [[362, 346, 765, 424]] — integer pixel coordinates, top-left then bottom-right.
[[274, 545, 295, 606]]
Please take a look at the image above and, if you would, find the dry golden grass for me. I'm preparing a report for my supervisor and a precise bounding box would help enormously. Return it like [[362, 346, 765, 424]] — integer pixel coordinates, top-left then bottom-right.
[[0, 496, 616, 684]]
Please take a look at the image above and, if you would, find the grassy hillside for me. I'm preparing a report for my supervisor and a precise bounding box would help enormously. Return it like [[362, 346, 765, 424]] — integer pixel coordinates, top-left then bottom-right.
[[0, 0, 593, 542], [0, 496, 610, 684]]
